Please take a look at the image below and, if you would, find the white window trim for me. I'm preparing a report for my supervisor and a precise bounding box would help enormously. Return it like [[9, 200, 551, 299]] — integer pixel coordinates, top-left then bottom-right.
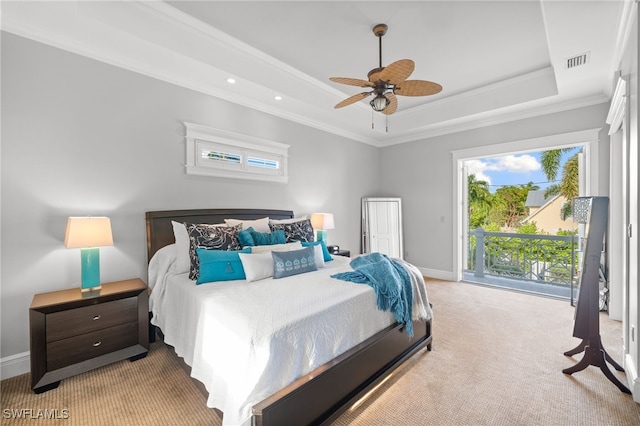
[[450, 128, 601, 282], [606, 77, 627, 135], [184, 122, 289, 183]]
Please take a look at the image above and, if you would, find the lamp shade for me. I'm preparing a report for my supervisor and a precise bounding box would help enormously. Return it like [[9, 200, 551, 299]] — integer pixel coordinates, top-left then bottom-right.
[[64, 217, 113, 248], [370, 94, 389, 112], [311, 213, 335, 230]]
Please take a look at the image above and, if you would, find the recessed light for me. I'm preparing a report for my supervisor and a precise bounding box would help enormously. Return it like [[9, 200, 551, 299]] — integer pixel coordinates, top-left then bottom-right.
[[274, 95, 282, 101], [226, 78, 236, 84]]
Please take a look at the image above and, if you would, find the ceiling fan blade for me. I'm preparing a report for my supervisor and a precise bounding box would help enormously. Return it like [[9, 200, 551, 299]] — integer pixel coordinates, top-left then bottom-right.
[[383, 93, 398, 115], [368, 67, 384, 83], [395, 80, 443, 96], [330, 77, 374, 88], [334, 92, 372, 109], [379, 59, 415, 85]]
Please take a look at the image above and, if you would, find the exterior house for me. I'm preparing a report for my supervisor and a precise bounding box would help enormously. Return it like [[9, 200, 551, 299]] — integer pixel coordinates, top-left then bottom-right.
[[1, 1, 639, 403], [522, 191, 575, 234]]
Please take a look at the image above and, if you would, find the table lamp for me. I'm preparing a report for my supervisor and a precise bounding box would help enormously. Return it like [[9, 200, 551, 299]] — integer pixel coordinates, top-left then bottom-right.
[[64, 216, 113, 292], [310, 213, 334, 242]]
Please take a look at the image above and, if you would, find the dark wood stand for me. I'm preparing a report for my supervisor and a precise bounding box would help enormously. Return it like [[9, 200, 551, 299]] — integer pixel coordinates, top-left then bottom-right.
[[563, 336, 629, 393], [30, 278, 149, 393], [562, 197, 630, 394]]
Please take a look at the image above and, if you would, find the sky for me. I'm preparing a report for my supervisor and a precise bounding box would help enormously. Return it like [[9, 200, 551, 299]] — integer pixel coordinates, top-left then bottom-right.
[[465, 147, 582, 193]]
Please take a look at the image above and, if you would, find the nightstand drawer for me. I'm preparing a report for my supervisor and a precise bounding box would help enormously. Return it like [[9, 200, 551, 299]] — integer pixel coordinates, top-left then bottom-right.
[[47, 321, 139, 370], [46, 297, 138, 342]]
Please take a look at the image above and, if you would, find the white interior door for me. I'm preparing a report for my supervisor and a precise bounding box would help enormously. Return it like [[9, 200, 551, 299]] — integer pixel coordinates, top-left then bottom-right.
[[362, 197, 403, 258]]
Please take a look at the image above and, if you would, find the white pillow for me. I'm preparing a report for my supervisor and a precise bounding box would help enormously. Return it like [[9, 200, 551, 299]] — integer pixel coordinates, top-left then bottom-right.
[[171, 221, 190, 274], [249, 241, 302, 254], [268, 216, 308, 225], [239, 252, 274, 282], [312, 244, 325, 268], [148, 243, 177, 289], [225, 217, 270, 233]]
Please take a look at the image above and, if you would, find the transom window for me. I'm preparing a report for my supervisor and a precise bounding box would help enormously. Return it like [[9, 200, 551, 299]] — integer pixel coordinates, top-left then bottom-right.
[[185, 122, 289, 183]]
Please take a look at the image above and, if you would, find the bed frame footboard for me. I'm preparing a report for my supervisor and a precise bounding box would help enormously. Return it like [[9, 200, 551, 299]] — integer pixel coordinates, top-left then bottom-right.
[[252, 318, 432, 426]]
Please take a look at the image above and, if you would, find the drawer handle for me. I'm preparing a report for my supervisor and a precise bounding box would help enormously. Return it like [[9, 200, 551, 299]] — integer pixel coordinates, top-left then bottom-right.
[[93, 315, 101, 321], [93, 341, 102, 347]]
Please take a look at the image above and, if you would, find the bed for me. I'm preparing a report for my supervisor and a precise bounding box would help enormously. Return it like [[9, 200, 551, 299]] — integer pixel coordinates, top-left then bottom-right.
[[145, 208, 432, 426]]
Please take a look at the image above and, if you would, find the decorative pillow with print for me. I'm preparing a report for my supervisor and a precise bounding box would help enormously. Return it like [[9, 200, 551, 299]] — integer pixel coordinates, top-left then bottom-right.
[[186, 223, 241, 280], [269, 218, 314, 243], [271, 246, 317, 279]]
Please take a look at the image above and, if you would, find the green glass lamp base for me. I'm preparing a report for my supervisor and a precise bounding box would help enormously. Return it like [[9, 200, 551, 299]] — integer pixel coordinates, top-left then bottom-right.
[[316, 230, 327, 242], [80, 247, 102, 292]]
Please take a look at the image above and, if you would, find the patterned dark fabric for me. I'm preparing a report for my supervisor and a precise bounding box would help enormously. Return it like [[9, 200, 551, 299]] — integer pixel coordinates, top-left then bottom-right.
[[269, 219, 315, 243], [186, 223, 241, 280]]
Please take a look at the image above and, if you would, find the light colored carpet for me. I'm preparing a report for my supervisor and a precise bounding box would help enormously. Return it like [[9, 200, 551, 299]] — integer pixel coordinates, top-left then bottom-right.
[[333, 280, 640, 426], [1, 340, 220, 425], [2, 280, 639, 425]]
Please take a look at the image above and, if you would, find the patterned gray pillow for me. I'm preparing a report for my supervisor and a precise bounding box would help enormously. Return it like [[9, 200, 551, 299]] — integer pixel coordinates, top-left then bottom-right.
[[269, 219, 314, 243], [271, 246, 317, 278], [186, 223, 241, 280]]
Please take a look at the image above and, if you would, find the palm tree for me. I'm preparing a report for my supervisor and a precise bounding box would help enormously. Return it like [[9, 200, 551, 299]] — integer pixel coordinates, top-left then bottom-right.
[[540, 148, 581, 219], [541, 148, 572, 182], [467, 174, 492, 228]]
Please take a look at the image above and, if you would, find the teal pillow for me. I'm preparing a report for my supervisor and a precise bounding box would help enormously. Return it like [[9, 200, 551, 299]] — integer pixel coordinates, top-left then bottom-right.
[[196, 248, 251, 284], [272, 246, 317, 279], [302, 240, 333, 262], [251, 229, 286, 246], [238, 227, 256, 247]]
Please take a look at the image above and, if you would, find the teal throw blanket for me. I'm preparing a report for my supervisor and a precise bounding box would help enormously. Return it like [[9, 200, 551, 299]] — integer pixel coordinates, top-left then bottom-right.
[[331, 253, 415, 336]]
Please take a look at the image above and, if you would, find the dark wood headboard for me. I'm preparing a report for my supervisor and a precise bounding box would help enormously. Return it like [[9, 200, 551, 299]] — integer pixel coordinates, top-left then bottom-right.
[[145, 208, 294, 262]]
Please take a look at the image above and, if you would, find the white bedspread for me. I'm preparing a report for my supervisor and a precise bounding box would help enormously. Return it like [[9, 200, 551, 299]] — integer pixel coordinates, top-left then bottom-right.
[[148, 246, 431, 426]]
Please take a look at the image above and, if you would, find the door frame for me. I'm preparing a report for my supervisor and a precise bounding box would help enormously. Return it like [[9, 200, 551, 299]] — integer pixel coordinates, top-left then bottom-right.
[[451, 128, 602, 282], [361, 197, 404, 259], [605, 76, 629, 327]]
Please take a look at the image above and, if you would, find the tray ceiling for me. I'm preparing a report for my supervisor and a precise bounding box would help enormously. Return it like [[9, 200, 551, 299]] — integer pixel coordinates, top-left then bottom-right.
[[1, 1, 631, 146]]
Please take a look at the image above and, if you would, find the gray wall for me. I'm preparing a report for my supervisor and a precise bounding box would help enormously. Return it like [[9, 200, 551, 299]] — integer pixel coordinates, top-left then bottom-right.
[[379, 103, 611, 275], [0, 31, 618, 366], [1, 33, 381, 358]]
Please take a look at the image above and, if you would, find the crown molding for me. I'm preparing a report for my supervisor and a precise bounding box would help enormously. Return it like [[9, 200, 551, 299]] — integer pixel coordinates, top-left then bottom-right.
[[0, 1, 612, 148], [379, 94, 608, 147], [140, 1, 346, 100], [608, 0, 638, 98]]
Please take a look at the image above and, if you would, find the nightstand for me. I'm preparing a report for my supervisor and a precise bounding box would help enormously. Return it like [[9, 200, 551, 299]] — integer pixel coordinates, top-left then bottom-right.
[[333, 249, 351, 258], [29, 278, 149, 393]]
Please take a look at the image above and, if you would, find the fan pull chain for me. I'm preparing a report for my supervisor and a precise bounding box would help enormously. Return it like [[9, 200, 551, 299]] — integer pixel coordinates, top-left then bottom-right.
[[370, 112, 390, 132]]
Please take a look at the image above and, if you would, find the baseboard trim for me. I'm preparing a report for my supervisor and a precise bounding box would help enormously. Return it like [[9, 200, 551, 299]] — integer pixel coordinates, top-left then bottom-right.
[[624, 353, 640, 403], [1, 351, 30, 380], [418, 267, 455, 282]]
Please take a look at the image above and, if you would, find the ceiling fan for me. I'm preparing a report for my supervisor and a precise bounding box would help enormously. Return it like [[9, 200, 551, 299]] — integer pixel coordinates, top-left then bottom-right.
[[330, 23, 442, 115]]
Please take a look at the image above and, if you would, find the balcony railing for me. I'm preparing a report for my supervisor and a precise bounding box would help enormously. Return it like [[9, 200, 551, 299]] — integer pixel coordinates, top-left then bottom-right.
[[467, 229, 578, 289]]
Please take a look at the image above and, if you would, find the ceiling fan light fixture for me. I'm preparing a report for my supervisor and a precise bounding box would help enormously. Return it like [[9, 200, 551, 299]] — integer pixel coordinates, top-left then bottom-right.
[[370, 94, 389, 111], [330, 23, 442, 117]]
